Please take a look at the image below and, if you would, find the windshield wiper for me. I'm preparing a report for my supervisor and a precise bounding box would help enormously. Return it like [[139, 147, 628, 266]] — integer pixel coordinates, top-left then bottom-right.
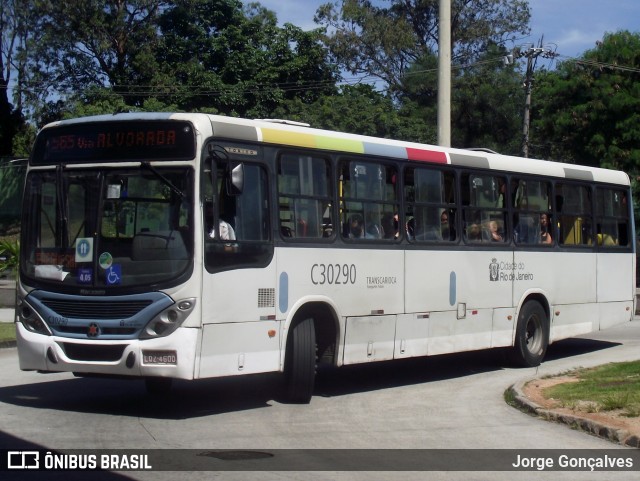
[[55, 164, 69, 247], [141, 161, 186, 199]]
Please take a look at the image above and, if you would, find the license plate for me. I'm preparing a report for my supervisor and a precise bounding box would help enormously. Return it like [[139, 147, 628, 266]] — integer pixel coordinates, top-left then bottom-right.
[[142, 350, 177, 365]]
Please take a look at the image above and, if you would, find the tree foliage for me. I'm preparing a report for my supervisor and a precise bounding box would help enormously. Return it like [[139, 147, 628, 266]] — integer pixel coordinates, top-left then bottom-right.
[[0, 0, 28, 155], [532, 31, 640, 172], [272, 83, 435, 143], [17, 0, 340, 122], [22, 0, 164, 120], [152, 0, 340, 117], [315, 0, 530, 95]]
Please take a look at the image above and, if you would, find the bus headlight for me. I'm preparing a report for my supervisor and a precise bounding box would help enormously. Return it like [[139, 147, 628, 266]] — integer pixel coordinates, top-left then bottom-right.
[[139, 298, 196, 339], [18, 299, 52, 336]]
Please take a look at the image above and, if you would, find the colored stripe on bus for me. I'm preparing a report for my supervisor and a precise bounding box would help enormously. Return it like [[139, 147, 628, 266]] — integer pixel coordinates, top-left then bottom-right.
[[449, 152, 490, 169], [211, 121, 259, 142], [261, 128, 365, 154], [406, 148, 448, 164], [363, 142, 408, 159], [317, 136, 365, 154]]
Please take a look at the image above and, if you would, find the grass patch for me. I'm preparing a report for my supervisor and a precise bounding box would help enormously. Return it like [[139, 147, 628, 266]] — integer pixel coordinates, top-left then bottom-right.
[[0, 322, 16, 343], [544, 361, 640, 418]]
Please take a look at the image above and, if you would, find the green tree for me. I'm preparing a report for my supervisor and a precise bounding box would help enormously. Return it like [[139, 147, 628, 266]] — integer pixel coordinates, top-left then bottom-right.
[[315, 0, 530, 96], [451, 43, 524, 153], [21, 0, 165, 123], [21, 1, 340, 121], [398, 42, 523, 152], [272, 83, 435, 143], [153, 0, 340, 117], [532, 31, 640, 171], [0, 0, 29, 155]]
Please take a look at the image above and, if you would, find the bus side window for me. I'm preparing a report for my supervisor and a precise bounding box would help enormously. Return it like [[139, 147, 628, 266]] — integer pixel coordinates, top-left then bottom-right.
[[203, 159, 272, 273], [404, 167, 457, 243], [340, 159, 398, 242], [596, 187, 629, 247], [278, 154, 333, 240], [557, 183, 592, 246], [512, 178, 553, 246], [462, 172, 506, 244]]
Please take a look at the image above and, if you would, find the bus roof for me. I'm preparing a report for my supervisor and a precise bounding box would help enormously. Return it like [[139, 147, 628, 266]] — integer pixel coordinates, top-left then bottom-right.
[[41, 112, 630, 186]]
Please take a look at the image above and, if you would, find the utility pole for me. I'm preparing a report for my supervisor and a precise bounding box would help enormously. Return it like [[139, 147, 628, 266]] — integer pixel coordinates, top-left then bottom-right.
[[508, 38, 557, 157], [437, 0, 451, 147]]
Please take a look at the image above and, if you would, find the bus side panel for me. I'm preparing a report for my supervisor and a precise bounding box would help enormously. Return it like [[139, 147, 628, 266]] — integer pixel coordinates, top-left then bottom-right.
[[201, 265, 277, 326], [549, 304, 596, 342], [199, 261, 278, 378], [405, 250, 514, 313], [275, 247, 404, 319], [404, 249, 512, 355], [513, 251, 596, 305], [598, 301, 635, 331], [427, 309, 493, 355], [343, 315, 396, 364], [596, 252, 634, 303], [513, 250, 596, 343], [596, 252, 635, 330], [198, 321, 281, 378], [394, 313, 428, 358]]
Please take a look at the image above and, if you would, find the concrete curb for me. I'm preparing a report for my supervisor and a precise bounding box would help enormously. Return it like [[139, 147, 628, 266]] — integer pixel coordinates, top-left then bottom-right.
[[0, 339, 16, 349], [508, 380, 640, 448]]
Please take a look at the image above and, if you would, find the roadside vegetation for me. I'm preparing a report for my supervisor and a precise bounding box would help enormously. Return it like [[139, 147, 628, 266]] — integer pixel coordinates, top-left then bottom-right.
[[0, 237, 20, 278], [543, 362, 640, 417], [0, 323, 15, 343]]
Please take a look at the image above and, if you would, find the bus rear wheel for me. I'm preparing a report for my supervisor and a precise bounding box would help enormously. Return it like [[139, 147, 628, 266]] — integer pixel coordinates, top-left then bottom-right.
[[283, 317, 316, 404], [511, 300, 549, 367]]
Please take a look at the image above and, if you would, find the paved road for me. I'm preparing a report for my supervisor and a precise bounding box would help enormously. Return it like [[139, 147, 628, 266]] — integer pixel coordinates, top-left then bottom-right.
[[1, 319, 640, 481]]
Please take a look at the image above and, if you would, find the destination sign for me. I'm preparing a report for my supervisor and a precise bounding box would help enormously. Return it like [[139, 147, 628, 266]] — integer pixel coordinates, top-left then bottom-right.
[[31, 120, 196, 164]]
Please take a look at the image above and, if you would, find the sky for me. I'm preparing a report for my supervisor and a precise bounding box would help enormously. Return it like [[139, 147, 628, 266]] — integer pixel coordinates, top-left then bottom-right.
[[256, 0, 639, 62]]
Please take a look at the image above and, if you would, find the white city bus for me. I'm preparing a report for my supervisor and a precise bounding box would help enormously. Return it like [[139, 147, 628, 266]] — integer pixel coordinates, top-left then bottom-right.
[[16, 113, 635, 402]]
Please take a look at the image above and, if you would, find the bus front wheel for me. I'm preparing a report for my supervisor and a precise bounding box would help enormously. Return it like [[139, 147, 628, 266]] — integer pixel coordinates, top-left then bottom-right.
[[512, 300, 549, 367], [283, 317, 316, 404]]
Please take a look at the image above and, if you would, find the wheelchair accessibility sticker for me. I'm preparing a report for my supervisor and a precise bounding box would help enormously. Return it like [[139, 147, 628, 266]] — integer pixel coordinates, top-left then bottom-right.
[[105, 264, 121, 285]]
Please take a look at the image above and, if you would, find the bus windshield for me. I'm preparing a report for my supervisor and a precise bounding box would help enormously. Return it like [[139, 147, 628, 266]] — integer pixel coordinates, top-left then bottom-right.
[[20, 167, 193, 291]]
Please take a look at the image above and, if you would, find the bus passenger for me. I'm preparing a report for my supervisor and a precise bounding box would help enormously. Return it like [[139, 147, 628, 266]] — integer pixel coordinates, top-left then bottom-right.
[[349, 214, 364, 238], [540, 213, 552, 245], [210, 219, 235, 240], [466, 223, 482, 241], [441, 211, 451, 240], [381, 213, 399, 239], [488, 220, 503, 242]]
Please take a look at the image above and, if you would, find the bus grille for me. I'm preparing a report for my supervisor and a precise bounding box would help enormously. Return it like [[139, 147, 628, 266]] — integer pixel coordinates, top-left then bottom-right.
[[56, 326, 137, 336], [62, 343, 126, 362], [40, 299, 153, 319]]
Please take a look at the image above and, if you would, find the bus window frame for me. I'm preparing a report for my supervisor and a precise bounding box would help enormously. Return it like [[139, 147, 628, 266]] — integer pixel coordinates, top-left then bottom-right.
[[338, 156, 401, 243], [460, 169, 509, 246], [554, 180, 595, 249], [404, 164, 459, 245], [276, 150, 336, 243], [511, 175, 555, 248]]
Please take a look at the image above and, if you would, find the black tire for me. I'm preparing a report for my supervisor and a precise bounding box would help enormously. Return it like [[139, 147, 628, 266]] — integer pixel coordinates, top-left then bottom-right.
[[511, 300, 549, 367], [283, 317, 316, 404], [145, 377, 173, 395]]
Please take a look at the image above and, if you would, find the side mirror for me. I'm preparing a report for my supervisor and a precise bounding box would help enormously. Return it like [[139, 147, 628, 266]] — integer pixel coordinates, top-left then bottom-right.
[[227, 162, 244, 195]]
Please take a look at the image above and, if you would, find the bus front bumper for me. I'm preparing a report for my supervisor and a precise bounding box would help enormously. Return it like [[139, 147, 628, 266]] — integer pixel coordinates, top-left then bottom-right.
[[15, 322, 198, 380]]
